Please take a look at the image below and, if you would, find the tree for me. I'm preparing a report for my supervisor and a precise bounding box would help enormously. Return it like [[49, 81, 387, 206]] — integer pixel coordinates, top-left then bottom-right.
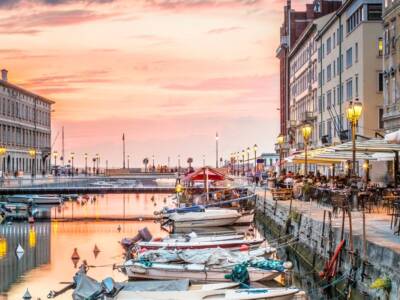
[[143, 158, 149, 172]]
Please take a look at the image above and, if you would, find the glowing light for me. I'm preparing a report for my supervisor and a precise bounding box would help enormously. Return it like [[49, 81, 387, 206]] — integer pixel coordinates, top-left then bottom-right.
[[0, 237, 7, 259], [29, 228, 36, 248], [302, 124, 313, 141], [28, 148, 36, 157], [175, 184, 183, 193]]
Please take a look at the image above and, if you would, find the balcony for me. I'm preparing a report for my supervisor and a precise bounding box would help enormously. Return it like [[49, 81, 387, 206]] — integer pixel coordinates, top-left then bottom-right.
[[301, 111, 317, 122]]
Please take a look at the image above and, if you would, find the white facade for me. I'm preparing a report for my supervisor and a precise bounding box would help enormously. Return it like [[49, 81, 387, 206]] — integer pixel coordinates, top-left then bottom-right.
[[316, 0, 383, 146], [0, 70, 54, 176]]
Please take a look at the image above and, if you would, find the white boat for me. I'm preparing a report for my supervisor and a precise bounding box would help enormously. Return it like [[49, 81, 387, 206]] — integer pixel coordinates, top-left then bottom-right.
[[134, 237, 264, 251], [124, 261, 281, 282], [155, 178, 177, 186], [116, 287, 300, 300], [234, 212, 254, 225], [6, 195, 62, 205], [162, 233, 245, 243], [169, 209, 241, 228]]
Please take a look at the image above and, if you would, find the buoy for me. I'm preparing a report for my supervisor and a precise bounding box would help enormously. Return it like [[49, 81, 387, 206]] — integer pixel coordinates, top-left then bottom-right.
[[71, 248, 80, 260], [93, 244, 100, 258], [283, 261, 293, 269], [139, 247, 147, 253], [28, 216, 34, 223], [239, 244, 249, 252], [117, 225, 121, 232], [15, 244, 24, 260], [22, 289, 32, 300]]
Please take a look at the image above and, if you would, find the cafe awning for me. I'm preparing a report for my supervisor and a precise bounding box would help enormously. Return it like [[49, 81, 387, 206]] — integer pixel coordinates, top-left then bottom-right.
[[333, 138, 400, 153]]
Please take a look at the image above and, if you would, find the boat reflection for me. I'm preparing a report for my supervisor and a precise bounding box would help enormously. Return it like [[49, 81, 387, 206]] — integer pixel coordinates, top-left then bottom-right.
[[0, 223, 51, 293]]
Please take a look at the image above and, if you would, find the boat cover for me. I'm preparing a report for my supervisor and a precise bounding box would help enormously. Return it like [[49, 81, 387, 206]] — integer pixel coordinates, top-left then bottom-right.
[[164, 205, 205, 214], [139, 248, 267, 265]]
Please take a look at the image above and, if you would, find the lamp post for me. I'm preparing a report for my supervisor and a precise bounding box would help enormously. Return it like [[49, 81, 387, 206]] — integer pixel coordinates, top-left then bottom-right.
[[0, 146, 6, 180], [29, 148, 36, 178], [277, 135, 284, 175], [53, 151, 58, 167], [92, 157, 96, 175], [346, 100, 363, 177], [253, 144, 258, 175], [215, 132, 219, 168], [152, 155, 155, 171], [127, 155, 130, 169], [178, 155, 181, 175], [96, 153, 100, 175], [246, 147, 250, 172], [84, 153, 88, 176], [241, 150, 245, 176], [302, 124, 312, 176], [70, 152, 75, 177]]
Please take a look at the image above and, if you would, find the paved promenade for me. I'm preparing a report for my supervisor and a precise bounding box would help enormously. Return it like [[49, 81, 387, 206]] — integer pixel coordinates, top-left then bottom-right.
[[254, 186, 400, 254]]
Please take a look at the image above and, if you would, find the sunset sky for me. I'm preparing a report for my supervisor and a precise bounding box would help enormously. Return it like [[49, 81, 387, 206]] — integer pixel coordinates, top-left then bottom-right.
[[0, 0, 307, 167]]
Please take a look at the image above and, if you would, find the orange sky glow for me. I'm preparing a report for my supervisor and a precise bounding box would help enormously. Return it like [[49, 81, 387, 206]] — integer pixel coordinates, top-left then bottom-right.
[[0, 0, 308, 167]]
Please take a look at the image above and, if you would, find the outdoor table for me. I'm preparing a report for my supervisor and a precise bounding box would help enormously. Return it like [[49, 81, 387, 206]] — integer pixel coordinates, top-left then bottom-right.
[[383, 195, 400, 214]]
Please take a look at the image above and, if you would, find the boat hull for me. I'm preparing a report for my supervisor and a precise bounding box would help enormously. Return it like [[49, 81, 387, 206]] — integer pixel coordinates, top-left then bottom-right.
[[125, 263, 280, 283], [173, 216, 240, 228]]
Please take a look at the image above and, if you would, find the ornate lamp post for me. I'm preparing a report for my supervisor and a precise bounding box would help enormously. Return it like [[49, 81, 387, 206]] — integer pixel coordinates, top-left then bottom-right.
[[253, 144, 258, 174], [70, 152, 75, 177], [53, 151, 58, 167], [29, 148, 36, 178], [215, 132, 219, 168], [127, 155, 130, 169], [301, 124, 312, 176], [84, 153, 88, 176], [96, 153, 100, 174], [346, 100, 363, 177], [152, 155, 155, 171], [246, 147, 250, 172], [277, 135, 284, 175]]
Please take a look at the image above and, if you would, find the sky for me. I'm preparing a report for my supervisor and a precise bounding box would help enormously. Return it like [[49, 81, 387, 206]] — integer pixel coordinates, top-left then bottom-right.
[[0, 0, 307, 168]]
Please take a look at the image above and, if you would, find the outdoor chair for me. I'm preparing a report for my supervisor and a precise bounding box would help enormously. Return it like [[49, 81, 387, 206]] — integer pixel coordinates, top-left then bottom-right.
[[330, 194, 347, 218]]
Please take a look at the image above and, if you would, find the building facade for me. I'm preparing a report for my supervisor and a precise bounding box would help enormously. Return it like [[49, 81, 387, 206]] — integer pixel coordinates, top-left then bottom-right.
[[316, 0, 384, 148], [276, 0, 342, 155], [288, 13, 334, 153], [383, 0, 400, 132], [0, 69, 54, 176]]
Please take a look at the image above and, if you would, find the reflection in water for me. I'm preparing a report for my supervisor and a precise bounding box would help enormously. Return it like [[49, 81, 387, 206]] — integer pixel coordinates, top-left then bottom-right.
[[0, 223, 51, 293], [2, 193, 170, 299]]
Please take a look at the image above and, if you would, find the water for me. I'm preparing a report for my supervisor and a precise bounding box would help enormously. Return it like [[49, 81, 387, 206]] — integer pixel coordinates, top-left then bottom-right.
[[0, 194, 170, 300]]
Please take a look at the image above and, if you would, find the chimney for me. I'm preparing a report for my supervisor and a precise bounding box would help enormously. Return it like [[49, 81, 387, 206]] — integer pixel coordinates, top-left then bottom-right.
[[1, 69, 8, 81]]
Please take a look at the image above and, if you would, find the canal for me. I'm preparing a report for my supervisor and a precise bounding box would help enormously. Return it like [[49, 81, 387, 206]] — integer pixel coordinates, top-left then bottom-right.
[[0, 193, 360, 299]]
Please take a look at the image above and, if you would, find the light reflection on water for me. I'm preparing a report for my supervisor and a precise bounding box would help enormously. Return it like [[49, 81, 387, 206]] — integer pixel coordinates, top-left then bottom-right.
[[0, 194, 170, 300]]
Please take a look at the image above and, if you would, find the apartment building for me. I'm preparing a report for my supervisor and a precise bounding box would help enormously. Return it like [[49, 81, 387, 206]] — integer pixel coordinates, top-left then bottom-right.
[[315, 0, 384, 147], [383, 0, 400, 132]]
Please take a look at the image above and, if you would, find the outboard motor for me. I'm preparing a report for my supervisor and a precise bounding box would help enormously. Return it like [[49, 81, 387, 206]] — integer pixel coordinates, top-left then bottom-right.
[[138, 227, 152, 241], [101, 277, 123, 297]]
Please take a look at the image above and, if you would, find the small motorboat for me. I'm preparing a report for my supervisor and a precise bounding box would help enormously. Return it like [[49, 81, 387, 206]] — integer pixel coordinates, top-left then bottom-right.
[[48, 267, 300, 300], [168, 209, 242, 228], [123, 260, 282, 282]]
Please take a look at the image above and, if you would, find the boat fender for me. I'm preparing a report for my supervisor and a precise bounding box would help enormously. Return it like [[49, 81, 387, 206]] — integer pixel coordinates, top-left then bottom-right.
[[139, 247, 148, 253], [153, 237, 162, 242], [283, 261, 293, 270], [239, 244, 249, 252], [71, 248, 80, 260]]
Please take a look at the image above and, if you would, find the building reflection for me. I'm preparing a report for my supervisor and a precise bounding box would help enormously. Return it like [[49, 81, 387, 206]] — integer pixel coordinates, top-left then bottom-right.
[[0, 223, 51, 293]]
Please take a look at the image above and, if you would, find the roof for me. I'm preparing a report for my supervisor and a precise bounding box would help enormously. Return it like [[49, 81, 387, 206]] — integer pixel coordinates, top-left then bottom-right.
[[0, 80, 54, 105], [183, 166, 233, 182]]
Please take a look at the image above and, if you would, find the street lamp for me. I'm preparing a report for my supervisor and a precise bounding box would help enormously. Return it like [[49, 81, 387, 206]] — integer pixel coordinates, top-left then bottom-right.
[[246, 147, 250, 172], [241, 150, 245, 176], [215, 132, 219, 168], [253, 144, 258, 174], [70, 152, 75, 177], [152, 155, 155, 171], [28, 148, 36, 178], [346, 100, 363, 177], [84, 153, 88, 176], [127, 155, 130, 169], [301, 124, 312, 176], [96, 153, 100, 174], [277, 135, 284, 175], [53, 151, 58, 167], [178, 155, 181, 175]]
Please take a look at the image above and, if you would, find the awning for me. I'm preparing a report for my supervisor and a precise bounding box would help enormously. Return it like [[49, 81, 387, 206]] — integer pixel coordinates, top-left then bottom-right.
[[333, 138, 400, 153], [385, 130, 400, 144], [183, 166, 233, 182]]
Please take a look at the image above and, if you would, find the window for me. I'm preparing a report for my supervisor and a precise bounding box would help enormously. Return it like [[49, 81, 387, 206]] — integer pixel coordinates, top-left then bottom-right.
[[333, 61, 336, 77], [346, 6, 363, 33], [333, 88, 336, 106], [384, 27, 390, 55], [318, 96, 322, 113], [327, 64, 332, 81], [355, 74, 359, 97], [327, 90, 332, 108], [327, 37, 331, 54], [378, 72, 383, 92], [367, 4, 382, 21], [379, 108, 384, 129], [346, 78, 353, 100], [355, 43, 358, 62], [327, 119, 332, 138], [378, 37, 383, 56], [346, 48, 353, 68]]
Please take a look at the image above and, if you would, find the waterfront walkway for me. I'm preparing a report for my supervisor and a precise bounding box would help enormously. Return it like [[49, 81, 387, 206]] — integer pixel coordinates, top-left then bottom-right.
[[254, 186, 400, 254]]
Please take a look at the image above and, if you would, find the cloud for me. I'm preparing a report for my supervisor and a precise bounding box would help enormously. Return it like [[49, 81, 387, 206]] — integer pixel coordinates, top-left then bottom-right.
[[207, 26, 242, 34], [0, 0, 115, 9], [162, 75, 270, 91], [0, 9, 119, 34], [144, 0, 263, 10]]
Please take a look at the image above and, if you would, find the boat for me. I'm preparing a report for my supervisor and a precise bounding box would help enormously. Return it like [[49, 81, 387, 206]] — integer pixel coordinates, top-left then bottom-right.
[[234, 211, 254, 225], [115, 287, 300, 300], [123, 260, 282, 282], [168, 209, 242, 228], [134, 237, 264, 251], [7, 195, 62, 205], [48, 269, 300, 300], [155, 178, 177, 186]]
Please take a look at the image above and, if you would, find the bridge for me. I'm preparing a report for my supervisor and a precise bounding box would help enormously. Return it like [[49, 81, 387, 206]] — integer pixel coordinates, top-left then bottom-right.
[[0, 186, 226, 195]]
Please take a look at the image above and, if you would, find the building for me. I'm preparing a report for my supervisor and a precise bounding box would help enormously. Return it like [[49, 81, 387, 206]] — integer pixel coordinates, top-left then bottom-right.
[[315, 0, 384, 150], [0, 69, 54, 176], [276, 0, 342, 152], [288, 13, 334, 153], [383, 0, 400, 132]]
